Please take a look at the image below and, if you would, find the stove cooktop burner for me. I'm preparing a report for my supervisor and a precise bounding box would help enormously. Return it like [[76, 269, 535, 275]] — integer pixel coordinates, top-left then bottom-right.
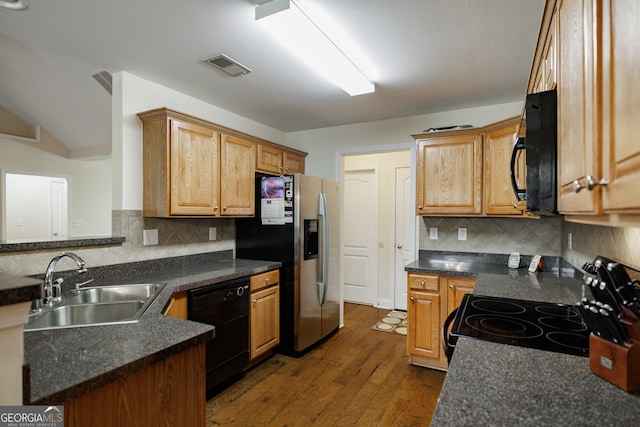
[[450, 294, 590, 357]]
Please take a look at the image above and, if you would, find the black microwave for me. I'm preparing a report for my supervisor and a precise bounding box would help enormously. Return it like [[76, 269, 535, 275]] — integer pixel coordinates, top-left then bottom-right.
[[510, 89, 558, 215]]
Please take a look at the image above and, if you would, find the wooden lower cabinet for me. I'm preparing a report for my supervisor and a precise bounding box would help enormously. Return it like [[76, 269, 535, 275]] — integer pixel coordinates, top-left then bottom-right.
[[163, 291, 187, 320], [65, 343, 206, 427], [407, 272, 476, 370], [250, 270, 280, 361]]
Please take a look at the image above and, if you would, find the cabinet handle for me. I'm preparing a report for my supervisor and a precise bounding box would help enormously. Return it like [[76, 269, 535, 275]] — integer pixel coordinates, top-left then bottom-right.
[[573, 175, 609, 193]]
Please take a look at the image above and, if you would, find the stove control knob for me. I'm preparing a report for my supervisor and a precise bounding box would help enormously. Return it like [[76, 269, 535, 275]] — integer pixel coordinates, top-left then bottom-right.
[[236, 287, 245, 296]]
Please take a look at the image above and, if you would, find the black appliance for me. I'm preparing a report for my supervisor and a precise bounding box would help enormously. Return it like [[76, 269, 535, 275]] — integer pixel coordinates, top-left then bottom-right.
[[510, 89, 558, 215], [188, 276, 250, 398], [444, 294, 590, 362]]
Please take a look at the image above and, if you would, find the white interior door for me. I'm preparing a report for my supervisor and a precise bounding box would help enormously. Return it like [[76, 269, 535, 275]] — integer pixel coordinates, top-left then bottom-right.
[[343, 167, 378, 304], [50, 179, 68, 238], [394, 166, 412, 310]]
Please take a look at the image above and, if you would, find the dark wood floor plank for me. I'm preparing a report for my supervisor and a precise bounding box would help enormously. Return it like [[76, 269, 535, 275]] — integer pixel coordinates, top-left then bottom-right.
[[206, 303, 445, 426]]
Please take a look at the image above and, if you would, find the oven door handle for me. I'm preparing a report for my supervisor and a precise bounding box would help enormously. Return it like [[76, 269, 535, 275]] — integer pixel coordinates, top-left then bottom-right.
[[510, 137, 527, 202], [442, 307, 459, 364]]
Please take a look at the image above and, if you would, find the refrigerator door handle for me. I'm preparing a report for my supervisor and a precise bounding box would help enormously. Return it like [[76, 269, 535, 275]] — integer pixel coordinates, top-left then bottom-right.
[[317, 192, 329, 305]]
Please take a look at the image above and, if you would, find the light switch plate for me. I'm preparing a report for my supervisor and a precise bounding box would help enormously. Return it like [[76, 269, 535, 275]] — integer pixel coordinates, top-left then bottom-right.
[[429, 227, 438, 240], [209, 227, 217, 241], [143, 229, 158, 246]]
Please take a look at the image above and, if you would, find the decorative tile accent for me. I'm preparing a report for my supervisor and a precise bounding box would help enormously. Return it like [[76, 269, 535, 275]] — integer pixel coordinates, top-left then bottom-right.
[[0, 210, 236, 276], [561, 222, 640, 270], [419, 217, 562, 256]]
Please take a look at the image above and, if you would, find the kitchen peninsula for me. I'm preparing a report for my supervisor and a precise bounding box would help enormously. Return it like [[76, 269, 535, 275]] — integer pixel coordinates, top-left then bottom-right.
[[406, 251, 640, 425], [21, 251, 280, 426]]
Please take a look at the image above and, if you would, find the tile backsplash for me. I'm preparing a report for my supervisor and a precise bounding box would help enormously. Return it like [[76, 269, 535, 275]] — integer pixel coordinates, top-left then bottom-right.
[[561, 222, 640, 270], [0, 210, 235, 276], [419, 216, 562, 256]]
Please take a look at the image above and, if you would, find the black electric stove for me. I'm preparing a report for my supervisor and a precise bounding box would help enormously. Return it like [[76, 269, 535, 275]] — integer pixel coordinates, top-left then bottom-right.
[[445, 294, 590, 360]]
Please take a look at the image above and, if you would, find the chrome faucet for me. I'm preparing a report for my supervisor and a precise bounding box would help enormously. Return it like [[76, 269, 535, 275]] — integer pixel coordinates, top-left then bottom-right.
[[40, 252, 88, 308]]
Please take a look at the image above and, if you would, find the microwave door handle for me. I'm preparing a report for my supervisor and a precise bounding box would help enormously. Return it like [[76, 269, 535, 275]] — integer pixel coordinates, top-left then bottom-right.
[[510, 137, 527, 202]]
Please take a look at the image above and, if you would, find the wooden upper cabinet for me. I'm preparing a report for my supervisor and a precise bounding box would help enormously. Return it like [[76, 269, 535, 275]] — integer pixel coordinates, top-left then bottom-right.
[[138, 108, 261, 218], [220, 134, 255, 216], [600, 0, 640, 214], [557, 0, 601, 215], [415, 133, 483, 215], [283, 151, 305, 174], [169, 120, 220, 216], [256, 143, 306, 175], [484, 118, 524, 216]]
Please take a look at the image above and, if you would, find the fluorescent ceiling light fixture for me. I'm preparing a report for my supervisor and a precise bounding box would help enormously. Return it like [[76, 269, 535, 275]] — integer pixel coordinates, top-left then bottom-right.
[[0, 0, 27, 9], [256, 0, 375, 96]]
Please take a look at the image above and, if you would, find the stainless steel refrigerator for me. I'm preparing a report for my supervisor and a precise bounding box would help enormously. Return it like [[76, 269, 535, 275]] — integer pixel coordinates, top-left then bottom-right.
[[236, 173, 341, 356]]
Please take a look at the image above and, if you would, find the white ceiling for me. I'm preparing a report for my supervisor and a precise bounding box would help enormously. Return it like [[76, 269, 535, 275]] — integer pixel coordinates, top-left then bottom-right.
[[0, 0, 544, 152]]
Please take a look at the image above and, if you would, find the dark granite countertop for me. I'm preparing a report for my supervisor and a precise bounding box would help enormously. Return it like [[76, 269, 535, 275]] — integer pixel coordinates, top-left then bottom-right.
[[0, 236, 126, 253], [0, 272, 41, 307], [407, 251, 640, 425], [23, 252, 281, 404]]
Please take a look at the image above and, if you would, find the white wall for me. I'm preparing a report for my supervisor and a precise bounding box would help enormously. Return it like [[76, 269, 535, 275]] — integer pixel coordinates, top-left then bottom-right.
[[0, 136, 111, 238], [112, 71, 287, 211], [286, 101, 523, 180]]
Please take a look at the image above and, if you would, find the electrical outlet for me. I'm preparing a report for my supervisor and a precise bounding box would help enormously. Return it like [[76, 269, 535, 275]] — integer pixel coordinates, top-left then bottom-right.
[[209, 227, 217, 241], [429, 227, 438, 240], [568, 232, 572, 250], [458, 228, 467, 241], [143, 229, 158, 246]]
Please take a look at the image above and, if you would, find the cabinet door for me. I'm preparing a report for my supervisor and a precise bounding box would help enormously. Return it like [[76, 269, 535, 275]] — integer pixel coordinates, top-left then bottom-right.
[[407, 289, 441, 361], [601, 0, 640, 213], [220, 134, 255, 216], [250, 285, 280, 360], [557, 0, 601, 214], [416, 134, 483, 215], [163, 291, 188, 320], [283, 151, 305, 174], [484, 121, 523, 215], [256, 144, 284, 175], [169, 120, 220, 216], [444, 276, 476, 314]]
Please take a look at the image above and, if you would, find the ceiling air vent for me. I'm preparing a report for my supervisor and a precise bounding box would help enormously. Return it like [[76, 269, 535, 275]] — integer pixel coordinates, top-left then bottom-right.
[[202, 54, 252, 77], [92, 71, 112, 95]]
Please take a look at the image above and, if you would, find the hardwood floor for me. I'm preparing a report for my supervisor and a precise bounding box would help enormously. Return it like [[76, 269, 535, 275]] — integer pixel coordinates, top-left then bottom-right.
[[206, 302, 446, 426]]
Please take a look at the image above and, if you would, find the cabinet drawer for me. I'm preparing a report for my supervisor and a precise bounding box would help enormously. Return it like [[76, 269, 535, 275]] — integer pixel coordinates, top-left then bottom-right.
[[408, 273, 439, 291], [251, 269, 280, 292]]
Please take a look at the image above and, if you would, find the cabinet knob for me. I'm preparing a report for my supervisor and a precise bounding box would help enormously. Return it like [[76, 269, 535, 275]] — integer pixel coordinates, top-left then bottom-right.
[[410, 297, 414, 302], [449, 284, 453, 289], [265, 278, 270, 283], [252, 299, 257, 304], [420, 281, 425, 287], [418, 205, 423, 210], [573, 175, 609, 193], [223, 206, 228, 211], [214, 206, 219, 211], [396, 244, 403, 249]]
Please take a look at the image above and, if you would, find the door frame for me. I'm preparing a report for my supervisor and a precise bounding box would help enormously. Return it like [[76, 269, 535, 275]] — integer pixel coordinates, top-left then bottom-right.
[[337, 143, 416, 310]]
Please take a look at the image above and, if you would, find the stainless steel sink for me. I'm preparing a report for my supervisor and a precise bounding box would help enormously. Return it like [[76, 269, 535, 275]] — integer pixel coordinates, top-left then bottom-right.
[[25, 283, 165, 331], [69, 284, 163, 304]]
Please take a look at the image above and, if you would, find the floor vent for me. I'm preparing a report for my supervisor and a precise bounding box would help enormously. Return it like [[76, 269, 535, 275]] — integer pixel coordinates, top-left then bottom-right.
[[202, 54, 252, 77]]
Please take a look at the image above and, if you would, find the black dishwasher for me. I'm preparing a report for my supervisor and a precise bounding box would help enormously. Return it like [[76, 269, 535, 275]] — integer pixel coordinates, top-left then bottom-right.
[[188, 276, 250, 397]]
